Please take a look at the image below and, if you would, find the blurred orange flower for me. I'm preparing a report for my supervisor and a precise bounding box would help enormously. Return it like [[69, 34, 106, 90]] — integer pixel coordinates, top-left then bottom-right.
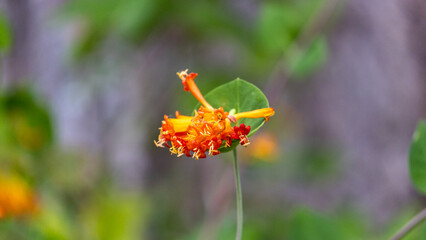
[[0, 174, 37, 218], [154, 70, 274, 159], [246, 133, 279, 162]]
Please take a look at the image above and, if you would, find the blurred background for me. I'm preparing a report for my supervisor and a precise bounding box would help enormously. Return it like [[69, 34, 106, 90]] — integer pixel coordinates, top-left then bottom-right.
[[0, 0, 426, 239]]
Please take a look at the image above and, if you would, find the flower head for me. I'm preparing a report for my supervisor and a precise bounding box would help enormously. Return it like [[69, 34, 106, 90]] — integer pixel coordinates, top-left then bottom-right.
[[0, 174, 37, 218], [154, 70, 274, 159]]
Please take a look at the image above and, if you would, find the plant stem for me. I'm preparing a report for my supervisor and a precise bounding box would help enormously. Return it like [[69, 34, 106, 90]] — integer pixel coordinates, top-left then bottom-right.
[[233, 149, 243, 240], [390, 208, 426, 240]]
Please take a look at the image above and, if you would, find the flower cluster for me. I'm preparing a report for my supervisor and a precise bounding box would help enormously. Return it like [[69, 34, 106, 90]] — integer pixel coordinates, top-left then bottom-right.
[[154, 70, 274, 159]]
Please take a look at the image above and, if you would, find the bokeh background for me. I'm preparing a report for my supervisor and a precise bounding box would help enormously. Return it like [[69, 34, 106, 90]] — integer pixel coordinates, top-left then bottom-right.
[[1, 0, 426, 239]]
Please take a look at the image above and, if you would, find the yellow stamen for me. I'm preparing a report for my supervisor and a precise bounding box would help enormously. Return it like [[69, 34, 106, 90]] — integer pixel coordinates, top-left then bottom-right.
[[170, 146, 177, 155], [154, 139, 165, 147], [234, 108, 275, 121], [177, 69, 189, 80], [192, 150, 200, 160], [177, 147, 184, 157]]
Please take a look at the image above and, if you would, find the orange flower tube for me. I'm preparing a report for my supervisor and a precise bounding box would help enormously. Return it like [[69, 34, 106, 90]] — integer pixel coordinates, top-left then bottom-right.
[[177, 70, 214, 110], [234, 108, 275, 121]]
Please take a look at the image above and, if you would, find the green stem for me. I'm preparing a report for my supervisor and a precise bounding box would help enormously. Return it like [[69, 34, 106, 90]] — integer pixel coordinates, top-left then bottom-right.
[[390, 208, 426, 240], [233, 149, 243, 240]]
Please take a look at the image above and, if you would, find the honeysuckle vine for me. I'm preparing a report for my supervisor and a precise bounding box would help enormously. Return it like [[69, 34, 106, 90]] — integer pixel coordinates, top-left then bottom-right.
[[154, 70, 274, 239], [154, 70, 274, 159]]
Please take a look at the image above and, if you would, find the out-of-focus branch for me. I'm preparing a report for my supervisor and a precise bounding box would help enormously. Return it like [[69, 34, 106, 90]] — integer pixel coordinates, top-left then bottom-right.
[[390, 208, 426, 240]]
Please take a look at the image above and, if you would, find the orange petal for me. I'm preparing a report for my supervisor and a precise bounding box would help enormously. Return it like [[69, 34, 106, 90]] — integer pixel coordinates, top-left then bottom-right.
[[169, 118, 193, 132]]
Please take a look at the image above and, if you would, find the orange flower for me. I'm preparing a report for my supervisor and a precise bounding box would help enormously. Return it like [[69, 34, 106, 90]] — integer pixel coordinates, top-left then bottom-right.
[[0, 174, 37, 218], [154, 70, 274, 159], [246, 133, 279, 162]]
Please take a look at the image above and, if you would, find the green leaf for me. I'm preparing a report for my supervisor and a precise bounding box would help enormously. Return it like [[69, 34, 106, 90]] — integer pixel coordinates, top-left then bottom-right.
[[255, 2, 296, 56], [198, 78, 270, 152], [0, 87, 53, 152], [112, 0, 163, 42], [81, 191, 148, 240], [287, 36, 328, 78], [0, 11, 12, 53], [287, 208, 344, 240], [254, 0, 324, 59], [409, 120, 426, 194]]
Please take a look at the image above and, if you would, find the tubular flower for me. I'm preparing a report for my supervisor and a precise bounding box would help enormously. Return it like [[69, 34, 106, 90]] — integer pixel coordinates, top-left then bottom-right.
[[0, 174, 37, 218], [154, 70, 275, 159]]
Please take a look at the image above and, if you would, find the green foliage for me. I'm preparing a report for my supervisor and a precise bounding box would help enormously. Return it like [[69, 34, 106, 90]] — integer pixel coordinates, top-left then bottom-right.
[[254, 0, 322, 57], [61, 0, 330, 77], [409, 120, 426, 194], [33, 194, 74, 240], [0, 11, 12, 53], [288, 36, 328, 78], [0, 87, 53, 153], [172, 1, 245, 40], [0, 219, 43, 240], [80, 192, 148, 240], [287, 208, 343, 240], [113, 0, 165, 42], [199, 78, 270, 152], [60, 0, 167, 58], [0, 86, 149, 240], [186, 207, 368, 240], [0, 87, 53, 183]]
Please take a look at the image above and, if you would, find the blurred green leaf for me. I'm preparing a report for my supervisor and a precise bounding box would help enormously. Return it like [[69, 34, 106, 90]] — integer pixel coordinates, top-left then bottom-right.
[[112, 0, 164, 42], [0, 11, 12, 53], [254, 0, 324, 57], [409, 120, 426, 194], [0, 103, 11, 146], [33, 193, 74, 240], [81, 192, 148, 240], [72, 27, 106, 59], [0, 87, 53, 152], [61, 0, 117, 25], [208, 207, 367, 240], [62, 0, 166, 57], [256, 2, 295, 57], [173, 1, 246, 40], [0, 219, 43, 240], [287, 208, 343, 240], [288, 36, 328, 78], [61, 0, 117, 58], [199, 79, 270, 152]]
